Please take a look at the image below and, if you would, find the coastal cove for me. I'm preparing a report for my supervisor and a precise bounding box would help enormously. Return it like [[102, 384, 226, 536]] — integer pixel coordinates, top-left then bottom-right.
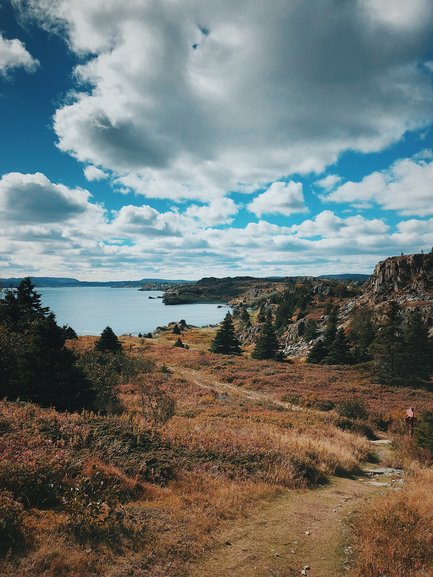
[[39, 287, 230, 336]]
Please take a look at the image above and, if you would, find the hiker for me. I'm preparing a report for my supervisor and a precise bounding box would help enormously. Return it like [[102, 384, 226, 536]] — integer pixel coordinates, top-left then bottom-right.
[[405, 407, 416, 437]]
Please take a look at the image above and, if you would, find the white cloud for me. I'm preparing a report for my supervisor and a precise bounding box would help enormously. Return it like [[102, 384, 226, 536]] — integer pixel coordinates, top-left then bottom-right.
[[13, 0, 433, 201], [248, 181, 308, 217], [0, 172, 103, 224], [83, 165, 108, 181], [315, 174, 342, 191], [0, 34, 39, 76], [324, 156, 433, 216], [185, 197, 238, 226]]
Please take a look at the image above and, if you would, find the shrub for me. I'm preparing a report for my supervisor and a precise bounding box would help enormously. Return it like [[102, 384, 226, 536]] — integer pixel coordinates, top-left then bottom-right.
[[87, 417, 175, 484], [0, 454, 68, 509], [63, 470, 126, 543], [336, 399, 368, 420], [0, 490, 24, 552], [415, 411, 433, 459]]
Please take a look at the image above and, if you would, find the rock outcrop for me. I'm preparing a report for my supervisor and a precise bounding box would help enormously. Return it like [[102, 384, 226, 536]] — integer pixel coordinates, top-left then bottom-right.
[[367, 253, 433, 297]]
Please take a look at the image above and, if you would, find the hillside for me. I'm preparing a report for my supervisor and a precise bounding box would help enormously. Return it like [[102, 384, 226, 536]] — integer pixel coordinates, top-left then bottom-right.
[[1, 256, 433, 577], [1, 277, 189, 289]]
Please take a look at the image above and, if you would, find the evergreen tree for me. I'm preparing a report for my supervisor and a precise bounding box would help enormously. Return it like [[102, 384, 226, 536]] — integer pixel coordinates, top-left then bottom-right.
[[274, 301, 293, 331], [95, 326, 122, 353], [323, 328, 352, 365], [62, 325, 78, 340], [210, 312, 242, 355], [349, 306, 375, 362], [174, 337, 184, 348], [0, 277, 49, 330], [307, 339, 326, 363], [415, 411, 433, 453], [304, 319, 318, 342], [172, 324, 181, 335], [239, 306, 251, 326], [252, 320, 280, 360], [257, 304, 267, 323], [403, 309, 431, 378], [323, 309, 338, 349], [369, 301, 405, 383]]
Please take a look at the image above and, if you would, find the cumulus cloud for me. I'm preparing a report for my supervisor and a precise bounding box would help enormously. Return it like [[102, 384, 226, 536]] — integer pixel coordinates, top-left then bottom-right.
[[185, 198, 238, 226], [324, 155, 433, 216], [13, 0, 433, 201], [0, 34, 39, 76], [315, 174, 342, 191], [248, 181, 308, 217], [0, 172, 103, 224], [83, 165, 108, 181]]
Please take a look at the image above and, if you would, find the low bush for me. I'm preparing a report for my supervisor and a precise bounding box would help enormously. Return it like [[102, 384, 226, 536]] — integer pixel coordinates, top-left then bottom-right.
[[63, 470, 127, 543], [336, 399, 368, 420], [0, 490, 24, 552], [415, 411, 433, 459]]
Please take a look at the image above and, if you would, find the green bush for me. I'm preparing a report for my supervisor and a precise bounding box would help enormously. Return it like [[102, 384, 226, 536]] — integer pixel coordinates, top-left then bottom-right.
[[415, 411, 433, 455], [0, 457, 67, 509], [63, 470, 126, 543], [336, 399, 368, 420]]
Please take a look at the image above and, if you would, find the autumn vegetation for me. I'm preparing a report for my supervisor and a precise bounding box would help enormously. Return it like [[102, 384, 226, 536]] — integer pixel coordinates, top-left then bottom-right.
[[1, 278, 433, 576]]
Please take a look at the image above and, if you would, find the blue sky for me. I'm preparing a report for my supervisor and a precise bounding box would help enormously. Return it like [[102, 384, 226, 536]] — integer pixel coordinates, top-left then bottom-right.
[[1, 0, 433, 280]]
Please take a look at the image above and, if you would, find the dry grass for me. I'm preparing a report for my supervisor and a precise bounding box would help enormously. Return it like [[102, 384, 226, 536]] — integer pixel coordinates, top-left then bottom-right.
[[5, 333, 432, 576], [351, 467, 433, 577]]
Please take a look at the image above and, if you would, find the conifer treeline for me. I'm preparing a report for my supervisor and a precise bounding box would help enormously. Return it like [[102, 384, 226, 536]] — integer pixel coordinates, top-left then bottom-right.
[[307, 303, 432, 384]]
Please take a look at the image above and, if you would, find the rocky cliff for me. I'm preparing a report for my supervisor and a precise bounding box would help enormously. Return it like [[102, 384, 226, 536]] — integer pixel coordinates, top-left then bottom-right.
[[367, 253, 433, 297]]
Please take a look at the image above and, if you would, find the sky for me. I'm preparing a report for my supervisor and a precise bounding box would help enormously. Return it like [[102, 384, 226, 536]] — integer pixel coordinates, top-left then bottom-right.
[[1, 0, 433, 280]]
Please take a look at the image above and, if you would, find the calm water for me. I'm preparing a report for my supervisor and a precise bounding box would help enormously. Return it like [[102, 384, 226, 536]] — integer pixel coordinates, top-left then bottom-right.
[[39, 287, 229, 336]]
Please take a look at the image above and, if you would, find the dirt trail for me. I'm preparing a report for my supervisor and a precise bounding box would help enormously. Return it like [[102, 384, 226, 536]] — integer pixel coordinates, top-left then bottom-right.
[[171, 366, 401, 577], [187, 444, 400, 577], [170, 366, 300, 410]]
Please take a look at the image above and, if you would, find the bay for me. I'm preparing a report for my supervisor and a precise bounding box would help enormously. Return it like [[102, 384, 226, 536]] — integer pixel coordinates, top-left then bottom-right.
[[38, 287, 229, 336]]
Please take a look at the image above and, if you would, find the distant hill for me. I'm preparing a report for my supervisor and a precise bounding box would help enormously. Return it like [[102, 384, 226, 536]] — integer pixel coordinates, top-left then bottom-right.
[[318, 273, 371, 282], [0, 277, 190, 288]]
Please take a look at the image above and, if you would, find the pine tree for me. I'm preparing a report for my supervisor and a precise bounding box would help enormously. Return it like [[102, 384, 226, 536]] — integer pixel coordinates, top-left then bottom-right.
[[210, 312, 242, 355], [0, 277, 49, 330], [369, 301, 405, 383], [403, 309, 431, 378], [349, 306, 375, 362], [239, 306, 251, 326], [304, 319, 318, 342], [323, 309, 338, 349], [251, 320, 280, 360], [95, 326, 122, 353], [307, 339, 326, 363], [323, 328, 352, 364], [172, 324, 181, 335]]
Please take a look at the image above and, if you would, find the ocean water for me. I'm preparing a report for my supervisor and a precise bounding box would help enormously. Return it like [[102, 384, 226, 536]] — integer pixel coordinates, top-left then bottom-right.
[[38, 287, 229, 336]]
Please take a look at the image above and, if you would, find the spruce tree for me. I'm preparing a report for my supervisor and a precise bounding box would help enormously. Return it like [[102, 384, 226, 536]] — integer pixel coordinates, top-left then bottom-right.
[[349, 306, 375, 362], [369, 301, 405, 383], [252, 320, 280, 360], [210, 312, 242, 355], [323, 328, 352, 365], [323, 309, 338, 349], [307, 339, 326, 363], [95, 326, 122, 353], [403, 309, 431, 378], [304, 319, 318, 342], [0, 277, 49, 330]]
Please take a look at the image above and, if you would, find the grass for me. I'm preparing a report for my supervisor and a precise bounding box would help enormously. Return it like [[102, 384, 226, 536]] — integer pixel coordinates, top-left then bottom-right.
[[351, 467, 433, 577], [2, 331, 432, 576]]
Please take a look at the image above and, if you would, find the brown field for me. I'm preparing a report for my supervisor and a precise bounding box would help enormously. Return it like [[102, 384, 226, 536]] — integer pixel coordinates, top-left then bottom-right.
[[2, 330, 432, 577]]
